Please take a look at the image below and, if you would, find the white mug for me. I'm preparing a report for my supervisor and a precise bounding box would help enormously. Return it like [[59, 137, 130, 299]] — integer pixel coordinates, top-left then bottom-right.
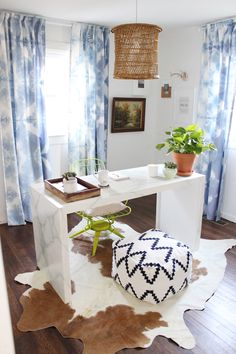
[[97, 169, 109, 187], [147, 164, 158, 177]]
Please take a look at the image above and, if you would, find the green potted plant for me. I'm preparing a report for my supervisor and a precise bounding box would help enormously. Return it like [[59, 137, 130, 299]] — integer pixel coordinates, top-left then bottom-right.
[[156, 124, 216, 176], [62, 171, 77, 193], [163, 161, 177, 179]]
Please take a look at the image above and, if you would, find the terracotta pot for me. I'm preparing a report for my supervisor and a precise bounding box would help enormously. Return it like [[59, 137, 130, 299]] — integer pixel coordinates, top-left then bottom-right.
[[173, 152, 197, 177]]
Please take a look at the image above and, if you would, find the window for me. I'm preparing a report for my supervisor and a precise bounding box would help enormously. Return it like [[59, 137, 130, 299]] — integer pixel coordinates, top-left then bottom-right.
[[45, 47, 70, 136]]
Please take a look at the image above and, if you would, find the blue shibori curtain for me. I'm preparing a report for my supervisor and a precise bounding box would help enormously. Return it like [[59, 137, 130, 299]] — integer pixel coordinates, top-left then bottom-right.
[[0, 12, 50, 225], [196, 19, 236, 220], [69, 23, 109, 173]]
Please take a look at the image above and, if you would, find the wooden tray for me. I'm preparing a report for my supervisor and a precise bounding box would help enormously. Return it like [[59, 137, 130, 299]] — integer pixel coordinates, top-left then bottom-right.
[[44, 177, 101, 202]]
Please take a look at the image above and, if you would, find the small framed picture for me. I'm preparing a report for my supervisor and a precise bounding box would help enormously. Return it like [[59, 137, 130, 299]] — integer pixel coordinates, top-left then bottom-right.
[[111, 97, 146, 133], [161, 84, 172, 98], [133, 80, 149, 95]]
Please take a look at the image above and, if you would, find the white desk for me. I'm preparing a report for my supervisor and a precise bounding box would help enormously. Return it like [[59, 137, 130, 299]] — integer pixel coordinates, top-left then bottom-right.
[[31, 166, 205, 303]]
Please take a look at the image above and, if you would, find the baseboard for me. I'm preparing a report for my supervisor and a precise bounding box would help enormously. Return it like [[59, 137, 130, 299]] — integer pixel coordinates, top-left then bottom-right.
[[0, 218, 7, 225], [221, 212, 236, 223]]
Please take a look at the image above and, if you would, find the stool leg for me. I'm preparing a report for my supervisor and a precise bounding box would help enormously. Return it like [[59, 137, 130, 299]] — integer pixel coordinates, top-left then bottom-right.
[[69, 225, 90, 239], [110, 226, 125, 239], [92, 230, 101, 256]]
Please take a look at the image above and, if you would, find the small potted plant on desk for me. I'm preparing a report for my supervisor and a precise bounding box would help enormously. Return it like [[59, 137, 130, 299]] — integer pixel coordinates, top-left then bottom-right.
[[62, 171, 77, 193], [163, 161, 177, 179], [156, 124, 216, 176]]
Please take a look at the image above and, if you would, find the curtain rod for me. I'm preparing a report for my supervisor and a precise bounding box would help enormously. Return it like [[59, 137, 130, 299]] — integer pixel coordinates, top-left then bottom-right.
[[0, 9, 108, 28], [202, 15, 236, 28], [1, 9, 73, 26]]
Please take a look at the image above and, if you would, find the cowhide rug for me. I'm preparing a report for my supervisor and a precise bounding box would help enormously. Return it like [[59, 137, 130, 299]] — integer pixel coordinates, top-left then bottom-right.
[[15, 222, 236, 354]]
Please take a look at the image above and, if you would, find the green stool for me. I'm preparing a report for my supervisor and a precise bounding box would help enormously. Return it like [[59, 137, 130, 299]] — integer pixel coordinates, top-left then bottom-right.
[[69, 202, 131, 256]]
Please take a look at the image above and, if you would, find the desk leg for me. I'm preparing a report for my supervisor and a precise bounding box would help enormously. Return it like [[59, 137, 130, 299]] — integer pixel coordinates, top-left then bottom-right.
[[156, 176, 205, 251], [31, 189, 71, 304], [155, 192, 161, 229]]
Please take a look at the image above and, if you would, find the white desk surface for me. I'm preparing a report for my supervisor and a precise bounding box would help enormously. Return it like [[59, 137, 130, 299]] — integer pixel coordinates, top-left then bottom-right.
[[32, 166, 205, 215]]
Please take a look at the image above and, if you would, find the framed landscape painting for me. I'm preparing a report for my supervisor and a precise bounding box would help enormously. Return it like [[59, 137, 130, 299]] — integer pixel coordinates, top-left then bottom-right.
[[111, 97, 146, 133]]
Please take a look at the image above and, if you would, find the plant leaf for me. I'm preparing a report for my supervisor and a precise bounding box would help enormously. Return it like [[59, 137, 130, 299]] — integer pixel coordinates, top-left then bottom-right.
[[186, 124, 198, 131], [156, 143, 165, 150]]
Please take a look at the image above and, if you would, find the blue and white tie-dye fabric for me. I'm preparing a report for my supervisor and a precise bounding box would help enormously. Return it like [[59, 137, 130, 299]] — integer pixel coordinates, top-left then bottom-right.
[[0, 12, 50, 225], [68, 23, 109, 173], [196, 20, 236, 220]]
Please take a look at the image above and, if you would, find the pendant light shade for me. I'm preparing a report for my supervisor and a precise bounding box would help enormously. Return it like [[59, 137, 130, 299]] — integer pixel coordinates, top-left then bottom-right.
[[111, 23, 162, 80]]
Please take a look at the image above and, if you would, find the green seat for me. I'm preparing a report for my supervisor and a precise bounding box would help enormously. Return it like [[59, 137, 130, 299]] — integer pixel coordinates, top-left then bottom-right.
[[69, 158, 131, 256]]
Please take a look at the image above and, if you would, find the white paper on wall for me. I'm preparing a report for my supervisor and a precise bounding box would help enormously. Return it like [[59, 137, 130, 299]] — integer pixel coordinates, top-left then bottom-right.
[[173, 87, 197, 126]]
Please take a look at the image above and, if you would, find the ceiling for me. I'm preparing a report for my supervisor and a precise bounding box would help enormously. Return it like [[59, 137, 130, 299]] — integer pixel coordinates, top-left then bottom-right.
[[0, 0, 235, 29]]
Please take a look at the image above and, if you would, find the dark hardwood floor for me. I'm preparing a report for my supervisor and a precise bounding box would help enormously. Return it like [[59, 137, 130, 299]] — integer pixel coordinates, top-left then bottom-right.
[[1, 195, 236, 354]]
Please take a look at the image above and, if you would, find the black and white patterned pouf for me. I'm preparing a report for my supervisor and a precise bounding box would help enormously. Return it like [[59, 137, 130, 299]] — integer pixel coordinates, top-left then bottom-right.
[[112, 229, 192, 305]]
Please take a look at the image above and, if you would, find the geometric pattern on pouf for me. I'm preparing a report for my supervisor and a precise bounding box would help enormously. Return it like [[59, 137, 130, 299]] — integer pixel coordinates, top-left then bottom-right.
[[112, 229, 192, 305]]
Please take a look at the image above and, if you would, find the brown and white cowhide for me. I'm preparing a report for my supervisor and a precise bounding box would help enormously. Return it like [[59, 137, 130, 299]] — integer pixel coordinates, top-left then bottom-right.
[[15, 222, 236, 354]]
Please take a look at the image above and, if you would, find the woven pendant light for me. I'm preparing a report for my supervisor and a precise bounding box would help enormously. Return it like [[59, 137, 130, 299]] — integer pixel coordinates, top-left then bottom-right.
[[111, 23, 162, 79]]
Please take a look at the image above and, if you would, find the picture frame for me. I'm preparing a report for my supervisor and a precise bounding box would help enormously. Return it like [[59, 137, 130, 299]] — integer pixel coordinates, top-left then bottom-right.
[[111, 97, 146, 133], [161, 84, 172, 98], [132, 80, 149, 96]]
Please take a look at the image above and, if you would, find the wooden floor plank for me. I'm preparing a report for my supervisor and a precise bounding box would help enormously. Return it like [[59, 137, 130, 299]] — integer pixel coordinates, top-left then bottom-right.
[[0, 195, 235, 354]]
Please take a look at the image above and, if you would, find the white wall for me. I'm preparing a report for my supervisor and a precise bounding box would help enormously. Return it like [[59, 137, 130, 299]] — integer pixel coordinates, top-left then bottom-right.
[[107, 35, 159, 170], [153, 26, 202, 162], [221, 148, 236, 222]]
